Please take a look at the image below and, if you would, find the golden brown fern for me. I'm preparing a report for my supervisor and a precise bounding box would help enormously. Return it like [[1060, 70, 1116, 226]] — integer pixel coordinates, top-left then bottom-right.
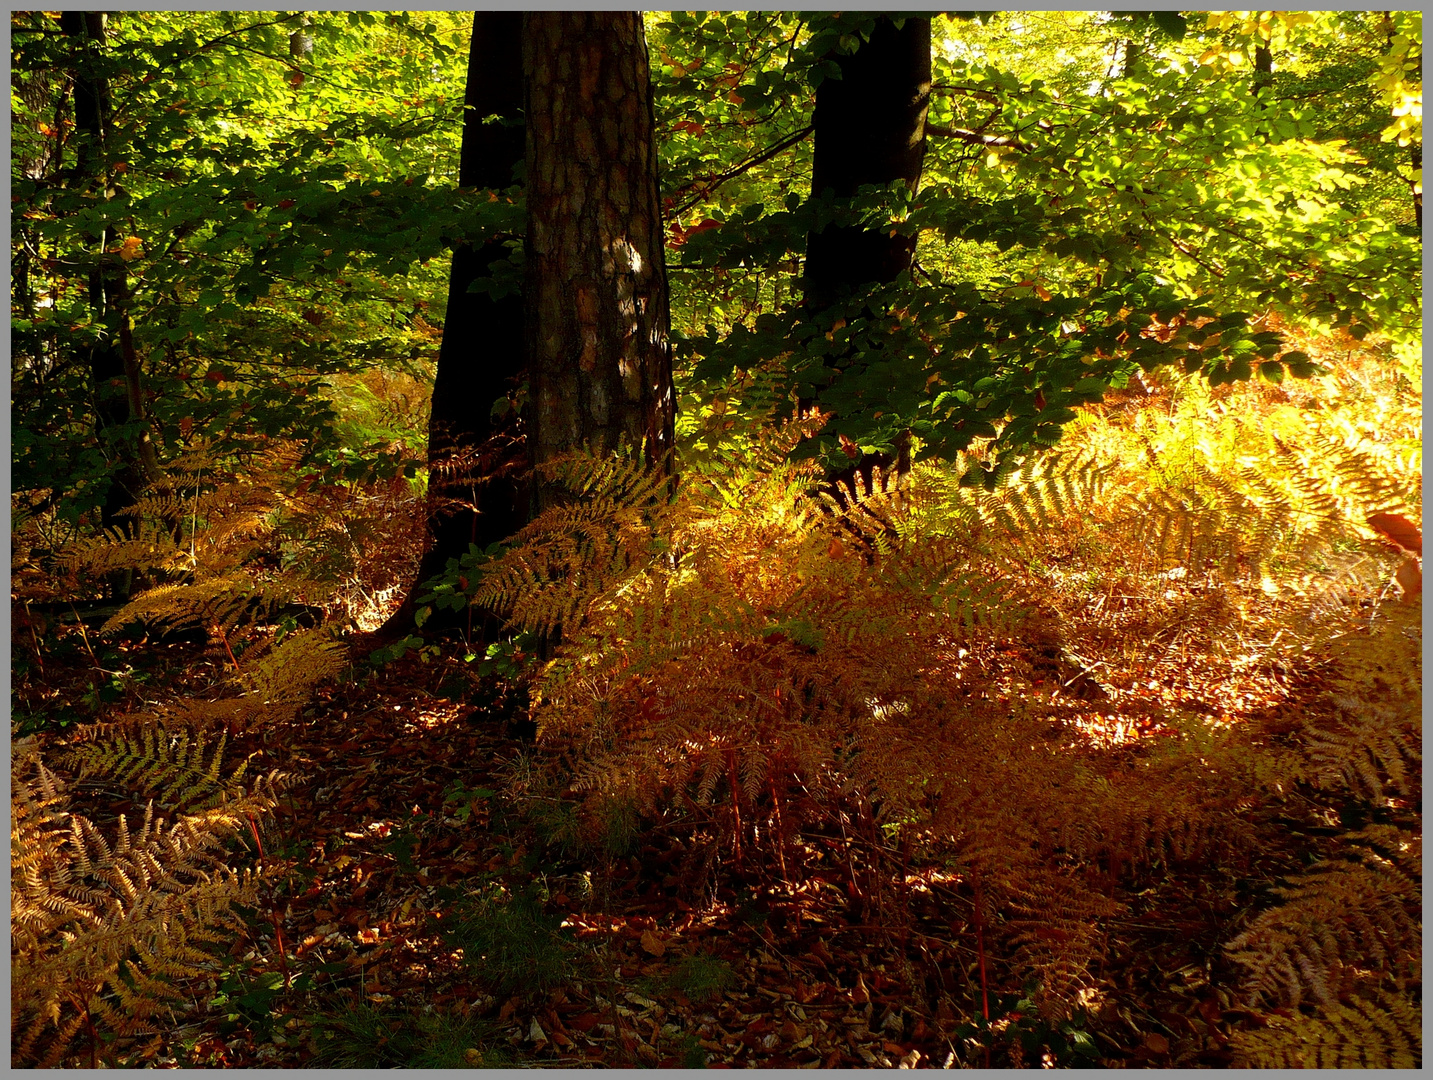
[[473, 450, 678, 638], [499, 445, 1258, 1014], [1229, 988, 1421, 1068], [11, 733, 281, 1067], [1226, 826, 1420, 1007], [1224, 603, 1420, 1022]]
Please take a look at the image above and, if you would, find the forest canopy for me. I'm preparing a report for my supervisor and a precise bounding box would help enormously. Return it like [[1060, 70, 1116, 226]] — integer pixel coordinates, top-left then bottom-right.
[[11, 9, 1422, 1070]]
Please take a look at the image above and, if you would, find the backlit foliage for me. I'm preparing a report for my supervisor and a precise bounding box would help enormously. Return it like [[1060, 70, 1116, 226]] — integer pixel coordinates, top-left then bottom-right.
[[48, 438, 422, 639], [476, 340, 1419, 1028]]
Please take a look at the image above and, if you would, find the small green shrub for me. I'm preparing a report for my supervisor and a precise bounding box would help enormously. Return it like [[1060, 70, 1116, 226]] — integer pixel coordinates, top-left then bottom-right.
[[307, 999, 507, 1069], [666, 951, 735, 1002], [593, 793, 641, 857], [441, 883, 576, 997]]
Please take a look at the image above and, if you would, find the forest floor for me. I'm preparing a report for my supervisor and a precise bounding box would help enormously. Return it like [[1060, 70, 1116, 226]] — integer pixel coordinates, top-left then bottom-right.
[[16, 585, 1389, 1070]]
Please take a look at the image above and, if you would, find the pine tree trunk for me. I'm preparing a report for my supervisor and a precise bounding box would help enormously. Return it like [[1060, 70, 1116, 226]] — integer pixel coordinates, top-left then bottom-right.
[[522, 12, 676, 509], [804, 16, 930, 500], [382, 13, 527, 636]]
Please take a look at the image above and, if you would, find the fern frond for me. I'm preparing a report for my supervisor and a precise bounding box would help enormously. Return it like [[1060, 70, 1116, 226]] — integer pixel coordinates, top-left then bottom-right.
[[12, 721, 284, 1065], [243, 629, 348, 722], [60, 522, 187, 579], [1227, 828, 1420, 1006], [62, 724, 244, 813], [1230, 988, 1421, 1068]]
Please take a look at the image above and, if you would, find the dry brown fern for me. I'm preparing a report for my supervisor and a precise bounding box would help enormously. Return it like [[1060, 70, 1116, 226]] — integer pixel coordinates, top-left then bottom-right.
[[495, 442, 1280, 1015], [1222, 600, 1420, 1056], [1228, 987, 1421, 1068], [1226, 826, 1420, 1007], [11, 732, 282, 1067]]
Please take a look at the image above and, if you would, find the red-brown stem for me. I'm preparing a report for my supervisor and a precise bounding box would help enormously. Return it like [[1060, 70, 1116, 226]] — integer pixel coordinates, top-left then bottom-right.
[[726, 747, 743, 867], [82, 987, 99, 1069], [837, 809, 862, 900], [972, 871, 991, 1069], [247, 813, 266, 859], [769, 773, 790, 884], [270, 909, 292, 990], [218, 624, 242, 674]]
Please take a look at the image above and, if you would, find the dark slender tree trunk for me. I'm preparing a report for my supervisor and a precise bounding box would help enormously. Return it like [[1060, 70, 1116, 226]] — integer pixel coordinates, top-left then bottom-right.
[[1253, 42, 1274, 104], [61, 11, 157, 586], [1411, 144, 1421, 228], [380, 13, 526, 637], [521, 12, 676, 511], [803, 16, 931, 499], [805, 17, 931, 312]]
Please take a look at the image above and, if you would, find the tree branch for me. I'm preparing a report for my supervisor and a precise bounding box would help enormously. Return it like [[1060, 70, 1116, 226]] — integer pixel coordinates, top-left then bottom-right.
[[670, 124, 813, 219], [924, 123, 1031, 150]]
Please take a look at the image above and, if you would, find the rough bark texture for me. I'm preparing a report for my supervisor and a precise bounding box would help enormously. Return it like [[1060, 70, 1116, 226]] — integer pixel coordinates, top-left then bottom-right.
[[522, 12, 675, 507], [804, 16, 931, 313], [804, 17, 931, 499]]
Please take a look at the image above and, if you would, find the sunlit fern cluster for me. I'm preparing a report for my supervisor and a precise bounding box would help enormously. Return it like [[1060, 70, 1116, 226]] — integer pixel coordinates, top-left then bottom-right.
[[482, 350, 1419, 1028], [49, 436, 425, 636], [475, 436, 1268, 1014], [1059, 365, 1420, 592], [11, 729, 286, 1067]]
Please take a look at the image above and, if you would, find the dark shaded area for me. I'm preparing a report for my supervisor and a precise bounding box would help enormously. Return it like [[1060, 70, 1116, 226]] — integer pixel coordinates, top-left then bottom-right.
[[803, 17, 931, 501], [382, 13, 527, 637]]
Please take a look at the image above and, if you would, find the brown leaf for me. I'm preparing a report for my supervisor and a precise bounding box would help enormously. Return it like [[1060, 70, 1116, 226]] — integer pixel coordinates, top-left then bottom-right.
[[1368, 512, 1422, 556], [1395, 558, 1421, 604], [851, 972, 870, 1005], [639, 929, 666, 957]]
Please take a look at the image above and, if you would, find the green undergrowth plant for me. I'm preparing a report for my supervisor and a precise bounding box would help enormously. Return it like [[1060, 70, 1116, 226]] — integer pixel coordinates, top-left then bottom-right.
[[954, 982, 1100, 1068], [663, 950, 736, 1002], [307, 998, 511, 1069], [439, 881, 581, 999]]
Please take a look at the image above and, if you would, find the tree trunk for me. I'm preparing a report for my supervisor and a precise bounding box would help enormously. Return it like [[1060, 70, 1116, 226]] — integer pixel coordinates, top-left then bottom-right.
[[1411, 144, 1421, 229], [803, 16, 931, 500], [61, 11, 158, 584], [380, 13, 527, 637], [521, 12, 676, 510], [805, 16, 931, 313], [1253, 42, 1274, 105]]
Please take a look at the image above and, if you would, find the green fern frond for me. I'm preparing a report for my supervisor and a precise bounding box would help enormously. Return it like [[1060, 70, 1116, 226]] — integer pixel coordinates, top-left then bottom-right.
[[62, 724, 244, 813]]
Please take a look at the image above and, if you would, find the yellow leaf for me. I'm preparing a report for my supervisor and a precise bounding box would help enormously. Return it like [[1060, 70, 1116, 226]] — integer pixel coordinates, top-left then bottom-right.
[[117, 236, 143, 262]]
